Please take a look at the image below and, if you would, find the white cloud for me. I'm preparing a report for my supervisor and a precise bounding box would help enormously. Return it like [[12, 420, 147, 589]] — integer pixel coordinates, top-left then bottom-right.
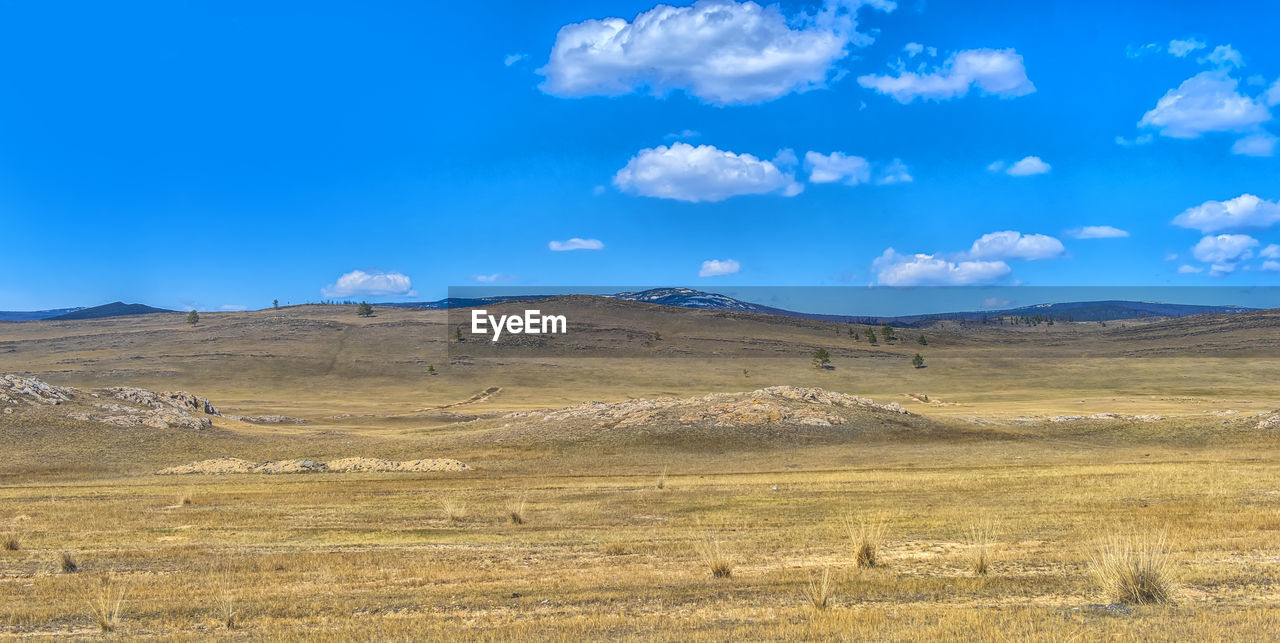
[[1168, 38, 1205, 58], [549, 238, 605, 251], [1192, 233, 1259, 264], [1267, 78, 1280, 106], [1115, 133, 1154, 147], [503, 53, 527, 67], [877, 158, 913, 184], [1177, 264, 1203, 274], [219, 304, 247, 311], [613, 142, 802, 202], [1232, 132, 1277, 156], [902, 42, 935, 58], [1261, 244, 1280, 259], [857, 48, 1034, 103], [966, 231, 1065, 260], [1126, 42, 1161, 58], [1209, 263, 1237, 277], [1139, 71, 1271, 138], [1172, 194, 1280, 233], [805, 151, 871, 184], [1066, 225, 1129, 239], [1263, 260, 1280, 272], [872, 249, 1011, 285], [1165, 253, 1179, 261], [1200, 44, 1243, 69], [322, 270, 415, 298], [663, 129, 701, 141], [1004, 156, 1051, 176], [538, 0, 895, 105], [473, 273, 514, 283], [699, 259, 741, 277]]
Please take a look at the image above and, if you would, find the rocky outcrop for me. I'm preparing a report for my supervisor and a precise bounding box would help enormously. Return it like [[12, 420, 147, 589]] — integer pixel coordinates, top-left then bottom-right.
[[1, 375, 221, 431], [0, 374, 74, 408], [102, 387, 220, 416], [156, 456, 470, 475], [224, 414, 308, 424], [503, 386, 910, 430]]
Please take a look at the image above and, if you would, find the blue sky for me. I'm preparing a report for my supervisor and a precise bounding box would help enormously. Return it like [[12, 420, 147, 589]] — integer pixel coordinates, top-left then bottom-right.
[[2, 0, 1279, 311]]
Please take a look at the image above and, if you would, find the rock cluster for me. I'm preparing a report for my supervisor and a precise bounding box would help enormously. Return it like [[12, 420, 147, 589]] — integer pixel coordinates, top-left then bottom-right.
[[503, 385, 909, 429], [0, 374, 74, 412], [156, 456, 470, 475]]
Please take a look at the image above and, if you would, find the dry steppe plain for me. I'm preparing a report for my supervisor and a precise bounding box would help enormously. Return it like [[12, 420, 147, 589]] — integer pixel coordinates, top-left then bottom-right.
[[1, 299, 1279, 639]]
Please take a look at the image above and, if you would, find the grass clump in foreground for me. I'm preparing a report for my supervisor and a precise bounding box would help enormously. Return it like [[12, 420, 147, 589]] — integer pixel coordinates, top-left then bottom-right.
[[440, 497, 467, 523], [800, 566, 834, 610], [845, 516, 886, 568], [695, 535, 734, 578], [507, 493, 527, 525], [81, 574, 128, 633], [1089, 529, 1176, 605], [1, 533, 18, 551], [59, 551, 79, 573], [967, 521, 994, 576]]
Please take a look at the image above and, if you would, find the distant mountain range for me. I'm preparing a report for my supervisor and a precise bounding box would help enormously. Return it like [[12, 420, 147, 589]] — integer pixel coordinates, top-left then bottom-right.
[[382, 288, 1255, 326], [0, 290, 1259, 324], [0, 302, 174, 322]]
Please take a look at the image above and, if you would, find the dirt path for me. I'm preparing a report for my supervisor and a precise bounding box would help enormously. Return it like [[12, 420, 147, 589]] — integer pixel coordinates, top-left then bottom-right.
[[418, 386, 502, 412]]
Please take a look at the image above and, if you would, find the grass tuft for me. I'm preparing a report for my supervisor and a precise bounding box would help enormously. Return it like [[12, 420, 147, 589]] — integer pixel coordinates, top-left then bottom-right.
[[440, 498, 468, 523], [800, 566, 834, 610], [1089, 529, 1176, 605], [845, 516, 886, 568], [81, 573, 128, 633], [694, 535, 734, 578], [1, 533, 18, 551], [967, 521, 993, 576], [59, 551, 79, 574], [657, 467, 668, 490], [507, 493, 527, 525]]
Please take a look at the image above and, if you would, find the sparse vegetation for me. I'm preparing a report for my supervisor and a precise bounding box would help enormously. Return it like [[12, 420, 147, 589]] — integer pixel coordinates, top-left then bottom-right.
[[357, 301, 374, 317], [186, 310, 199, 325], [918, 333, 927, 345], [846, 516, 885, 568], [440, 498, 468, 523], [1, 533, 17, 551], [657, 467, 668, 490], [967, 522, 993, 576], [1090, 529, 1176, 605], [880, 325, 894, 343], [912, 353, 925, 368]]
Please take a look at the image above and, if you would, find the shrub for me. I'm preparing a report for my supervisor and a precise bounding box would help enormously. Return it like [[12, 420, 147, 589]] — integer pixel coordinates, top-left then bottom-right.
[[440, 498, 467, 523], [82, 574, 128, 633], [657, 468, 668, 490], [912, 353, 925, 369], [967, 522, 993, 576], [60, 551, 79, 574], [1, 534, 18, 551], [507, 494, 527, 525], [812, 348, 831, 369]]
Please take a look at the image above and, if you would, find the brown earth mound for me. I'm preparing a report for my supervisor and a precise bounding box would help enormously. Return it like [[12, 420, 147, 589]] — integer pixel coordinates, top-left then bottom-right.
[[156, 456, 470, 475]]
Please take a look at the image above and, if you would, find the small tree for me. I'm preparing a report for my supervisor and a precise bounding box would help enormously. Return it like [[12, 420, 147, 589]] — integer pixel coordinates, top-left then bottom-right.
[[427, 365, 436, 375], [653, 331, 662, 341], [880, 325, 894, 343], [912, 353, 925, 368], [186, 310, 199, 325], [357, 302, 374, 317], [865, 328, 878, 344], [455, 326, 463, 341], [812, 347, 831, 369], [917, 334, 927, 345], [273, 299, 279, 309]]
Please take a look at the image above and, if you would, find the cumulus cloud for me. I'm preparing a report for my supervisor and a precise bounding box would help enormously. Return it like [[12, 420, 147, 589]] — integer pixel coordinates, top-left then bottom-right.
[[1232, 132, 1277, 156], [1172, 194, 1280, 233], [1139, 71, 1271, 139], [698, 258, 741, 277], [805, 151, 871, 184], [988, 156, 1050, 176], [1261, 244, 1280, 259], [966, 231, 1065, 260], [1066, 225, 1130, 239], [322, 270, 415, 298], [1191, 234, 1259, 264], [613, 142, 802, 202], [1200, 44, 1243, 69], [1263, 260, 1280, 272], [1168, 38, 1205, 58], [1177, 264, 1203, 274], [538, 0, 895, 105], [857, 48, 1034, 103], [549, 238, 605, 251], [872, 249, 1011, 286], [1267, 79, 1280, 106], [472, 273, 514, 283]]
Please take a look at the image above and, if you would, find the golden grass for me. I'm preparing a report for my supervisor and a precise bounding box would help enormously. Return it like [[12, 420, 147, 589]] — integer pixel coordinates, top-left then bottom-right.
[[694, 534, 734, 578], [80, 574, 128, 633], [1090, 528, 1176, 605], [800, 566, 834, 610], [1, 533, 17, 551], [845, 515, 886, 568], [440, 497, 468, 523], [967, 520, 994, 576], [58, 551, 78, 574], [506, 493, 528, 525]]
